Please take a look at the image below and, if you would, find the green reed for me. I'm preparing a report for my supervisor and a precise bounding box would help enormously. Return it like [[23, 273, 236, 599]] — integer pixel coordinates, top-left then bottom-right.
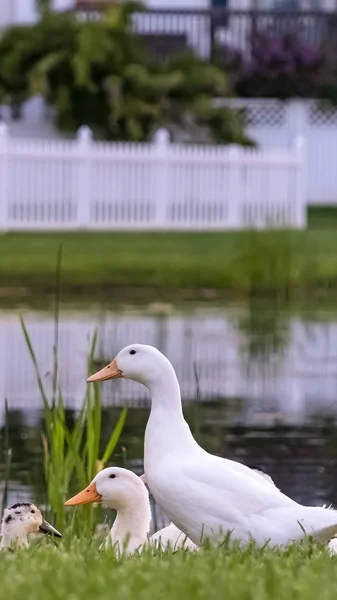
[[239, 229, 298, 298], [20, 316, 127, 535], [1, 400, 12, 514]]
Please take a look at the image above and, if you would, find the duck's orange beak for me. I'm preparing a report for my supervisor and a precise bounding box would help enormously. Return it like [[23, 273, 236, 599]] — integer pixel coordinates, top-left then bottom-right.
[[65, 482, 102, 506], [87, 358, 122, 383]]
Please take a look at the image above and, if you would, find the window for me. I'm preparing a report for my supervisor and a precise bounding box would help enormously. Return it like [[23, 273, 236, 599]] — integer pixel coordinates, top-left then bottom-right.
[[274, 0, 299, 9], [256, 0, 299, 7], [211, 0, 227, 6]]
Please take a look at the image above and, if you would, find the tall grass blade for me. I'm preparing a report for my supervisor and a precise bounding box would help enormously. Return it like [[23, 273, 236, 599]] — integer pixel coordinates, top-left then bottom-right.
[[20, 315, 52, 427], [62, 425, 87, 484], [192, 363, 201, 438], [52, 243, 63, 408], [1, 400, 12, 512], [22, 318, 127, 535], [101, 407, 128, 466]]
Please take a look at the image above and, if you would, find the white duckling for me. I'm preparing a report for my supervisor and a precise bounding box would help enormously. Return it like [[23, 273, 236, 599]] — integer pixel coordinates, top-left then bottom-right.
[[0, 502, 62, 550], [65, 467, 151, 556], [87, 344, 337, 549]]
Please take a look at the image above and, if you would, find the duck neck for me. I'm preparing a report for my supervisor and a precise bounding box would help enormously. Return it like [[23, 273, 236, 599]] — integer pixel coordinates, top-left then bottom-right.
[[145, 367, 197, 459], [148, 368, 184, 416], [109, 501, 151, 556]]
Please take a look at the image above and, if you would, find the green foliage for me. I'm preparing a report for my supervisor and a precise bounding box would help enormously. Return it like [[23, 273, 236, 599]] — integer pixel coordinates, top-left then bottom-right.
[[3, 223, 337, 301], [20, 317, 127, 535], [35, 0, 52, 17], [0, 4, 253, 145], [0, 537, 335, 600], [0, 400, 12, 513], [0, 14, 76, 111]]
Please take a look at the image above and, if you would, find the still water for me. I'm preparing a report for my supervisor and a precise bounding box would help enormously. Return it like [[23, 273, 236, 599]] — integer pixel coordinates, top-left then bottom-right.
[[2, 299, 337, 519]]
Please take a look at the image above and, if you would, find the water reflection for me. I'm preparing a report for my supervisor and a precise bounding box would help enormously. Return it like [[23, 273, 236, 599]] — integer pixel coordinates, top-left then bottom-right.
[[1, 302, 337, 516], [1, 305, 337, 422], [1, 406, 337, 525]]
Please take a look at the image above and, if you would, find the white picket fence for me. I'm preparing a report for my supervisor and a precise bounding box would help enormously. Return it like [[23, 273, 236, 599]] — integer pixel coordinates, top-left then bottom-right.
[[0, 124, 306, 231], [214, 99, 337, 205]]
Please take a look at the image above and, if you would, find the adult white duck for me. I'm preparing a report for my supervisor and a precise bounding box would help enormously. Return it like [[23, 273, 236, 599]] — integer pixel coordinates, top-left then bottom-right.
[[145, 467, 274, 551], [87, 344, 337, 549], [139, 473, 197, 551]]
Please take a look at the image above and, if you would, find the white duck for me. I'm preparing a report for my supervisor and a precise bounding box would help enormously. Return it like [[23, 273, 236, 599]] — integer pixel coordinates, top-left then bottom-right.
[[0, 502, 62, 550], [144, 467, 275, 551], [139, 472, 197, 551], [65, 467, 151, 556], [87, 344, 337, 549], [328, 537, 337, 556]]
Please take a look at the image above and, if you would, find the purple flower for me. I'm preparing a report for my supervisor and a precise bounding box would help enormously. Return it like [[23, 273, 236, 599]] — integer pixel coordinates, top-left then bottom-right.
[[233, 30, 334, 99]]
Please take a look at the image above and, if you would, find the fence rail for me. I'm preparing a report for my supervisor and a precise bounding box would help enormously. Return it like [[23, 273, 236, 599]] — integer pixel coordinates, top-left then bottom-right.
[[75, 7, 337, 59], [0, 125, 305, 231], [213, 99, 337, 205]]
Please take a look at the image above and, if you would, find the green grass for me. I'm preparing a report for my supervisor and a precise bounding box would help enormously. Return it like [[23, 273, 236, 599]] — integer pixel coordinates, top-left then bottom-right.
[[20, 318, 127, 534], [1, 207, 337, 300], [2, 538, 337, 600], [308, 205, 337, 229]]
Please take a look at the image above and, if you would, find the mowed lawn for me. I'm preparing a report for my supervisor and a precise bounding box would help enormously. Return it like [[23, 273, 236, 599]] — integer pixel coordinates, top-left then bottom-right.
[[1, 207, 337, 297], [0, 540, 337, 600], [1, 539, 337, 600]]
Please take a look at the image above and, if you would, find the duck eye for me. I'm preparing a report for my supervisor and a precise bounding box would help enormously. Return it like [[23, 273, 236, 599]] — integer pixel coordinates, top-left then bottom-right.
[[31, 510, 35, 514], [109, 474, 116, 479], [129, 350, 136, 355]]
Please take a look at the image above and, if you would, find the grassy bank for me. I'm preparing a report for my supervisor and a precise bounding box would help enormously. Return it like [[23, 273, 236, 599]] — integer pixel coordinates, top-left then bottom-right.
[[1, 539, 337, 600], [1, 208, 337, 300]]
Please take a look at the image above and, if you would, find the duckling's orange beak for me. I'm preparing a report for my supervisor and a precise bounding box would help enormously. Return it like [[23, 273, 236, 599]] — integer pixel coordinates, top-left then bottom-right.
[[65, 482, 102, 506], [87, 358, 122, 383]]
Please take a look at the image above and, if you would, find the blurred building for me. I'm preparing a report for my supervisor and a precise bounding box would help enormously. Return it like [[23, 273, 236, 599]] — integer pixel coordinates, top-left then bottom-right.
[[1, 0, 337, 141], [0, 1, 72, 28], [75, 0, 337, 9], [1, 0, 337, 31], [74, 0, 337, 9]]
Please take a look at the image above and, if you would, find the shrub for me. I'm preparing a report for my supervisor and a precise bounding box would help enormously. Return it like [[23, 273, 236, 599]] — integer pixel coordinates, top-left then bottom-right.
[[0, 3, 254, 145], [235, 32, 333, 100]]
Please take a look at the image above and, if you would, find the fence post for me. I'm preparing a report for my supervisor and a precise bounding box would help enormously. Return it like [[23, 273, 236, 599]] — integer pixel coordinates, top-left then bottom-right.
[[227, 145, 241, 229], [294, 135, 306, 229], [76, 126, 93, 229], [287, 100, 307, 143], [153, 129, 170, 228], [0, 124, 9, 232]]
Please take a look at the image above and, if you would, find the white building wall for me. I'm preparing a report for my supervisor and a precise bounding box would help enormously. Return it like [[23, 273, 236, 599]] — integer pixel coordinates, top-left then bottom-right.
[[245, 0, 337, 7], [1, 0, 337, 29], [146, 0, 209, 6], [0, 0, 74, 27], [0, 1, 12, 28]]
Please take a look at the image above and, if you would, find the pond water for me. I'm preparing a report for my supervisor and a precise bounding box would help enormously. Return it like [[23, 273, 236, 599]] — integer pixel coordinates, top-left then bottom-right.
[[2, 299, 337, 524]]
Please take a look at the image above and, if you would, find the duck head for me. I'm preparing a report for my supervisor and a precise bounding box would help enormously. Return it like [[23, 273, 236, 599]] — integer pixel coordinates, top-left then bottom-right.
[[65, 467, 149, 512], [0, 502, 62, 550], [87, 344, 176, 389]]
